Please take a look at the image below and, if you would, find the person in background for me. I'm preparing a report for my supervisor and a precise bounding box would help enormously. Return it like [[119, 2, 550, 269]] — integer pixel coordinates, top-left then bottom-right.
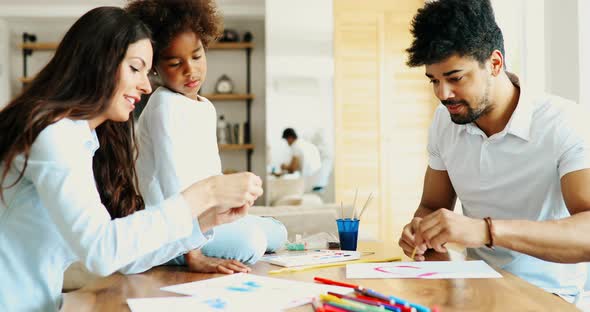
[[309, 129, 334, 193], [0, 7, 262, 311], [398, 0, 590, 303], [281, 128, 322, 192], [127, 0, 287, 274]]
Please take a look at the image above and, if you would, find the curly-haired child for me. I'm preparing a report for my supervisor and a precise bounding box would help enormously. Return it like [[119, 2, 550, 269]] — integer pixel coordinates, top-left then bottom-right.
[[126, 0, 287, 273]]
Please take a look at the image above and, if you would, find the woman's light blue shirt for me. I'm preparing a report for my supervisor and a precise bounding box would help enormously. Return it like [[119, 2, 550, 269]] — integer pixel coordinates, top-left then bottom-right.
[[0, 119, 211, 311]]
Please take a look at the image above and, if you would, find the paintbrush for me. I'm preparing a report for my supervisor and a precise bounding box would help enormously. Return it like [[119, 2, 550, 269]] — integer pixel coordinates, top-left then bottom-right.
[[351, 188, 358, 219], [357, 192, 374, 220]]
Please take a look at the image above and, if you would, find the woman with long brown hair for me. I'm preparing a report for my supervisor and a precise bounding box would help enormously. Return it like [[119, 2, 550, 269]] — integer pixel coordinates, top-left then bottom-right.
[[0, 6, 262, 311]]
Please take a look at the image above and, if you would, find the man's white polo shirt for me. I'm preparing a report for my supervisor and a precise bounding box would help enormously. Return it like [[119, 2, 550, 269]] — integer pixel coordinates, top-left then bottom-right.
[[427, 76, 590, 297]]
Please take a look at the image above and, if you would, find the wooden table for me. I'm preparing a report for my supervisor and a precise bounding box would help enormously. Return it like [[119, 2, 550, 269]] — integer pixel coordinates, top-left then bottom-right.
[[62, 242, 579, 311]]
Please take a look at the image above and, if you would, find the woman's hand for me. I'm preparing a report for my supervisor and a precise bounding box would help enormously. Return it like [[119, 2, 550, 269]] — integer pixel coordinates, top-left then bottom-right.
[[182, 172, 263, 231]]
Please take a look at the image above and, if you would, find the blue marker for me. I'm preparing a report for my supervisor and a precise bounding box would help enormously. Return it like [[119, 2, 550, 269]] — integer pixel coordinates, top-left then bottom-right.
[[388, 294, 430, 312]]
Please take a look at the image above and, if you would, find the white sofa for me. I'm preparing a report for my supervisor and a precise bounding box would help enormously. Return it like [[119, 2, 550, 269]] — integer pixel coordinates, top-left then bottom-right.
[[250, 203, 342, 241]]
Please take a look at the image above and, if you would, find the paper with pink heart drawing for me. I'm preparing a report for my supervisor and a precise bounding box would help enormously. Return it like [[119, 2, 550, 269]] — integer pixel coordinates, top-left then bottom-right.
[[346, 260, 502, 279]]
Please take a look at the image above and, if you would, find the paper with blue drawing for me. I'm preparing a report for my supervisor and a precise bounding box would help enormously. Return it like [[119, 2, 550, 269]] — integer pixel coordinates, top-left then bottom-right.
[[127, 273, 352, 311], [260, 249, 361, 267], [346, 260, 502, 279], [127, 297, 223, 312]]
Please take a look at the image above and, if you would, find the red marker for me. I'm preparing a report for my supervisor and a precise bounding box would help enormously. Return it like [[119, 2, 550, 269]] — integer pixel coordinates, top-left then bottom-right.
[[351, 294, 414, 312], [311, 297, 325, 312], [314, 277, 359, 289]]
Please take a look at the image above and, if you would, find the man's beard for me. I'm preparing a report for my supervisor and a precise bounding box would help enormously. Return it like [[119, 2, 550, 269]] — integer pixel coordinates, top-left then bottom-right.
[[443, 99, 491, 124], [443, 79, 492, 125]]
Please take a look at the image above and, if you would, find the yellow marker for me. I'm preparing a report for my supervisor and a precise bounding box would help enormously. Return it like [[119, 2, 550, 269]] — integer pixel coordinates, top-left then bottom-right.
[[320, 294, 345, 303], [268, 256, 400, 274], [320, 294, 364, 310], [410, 246, 417, 260]]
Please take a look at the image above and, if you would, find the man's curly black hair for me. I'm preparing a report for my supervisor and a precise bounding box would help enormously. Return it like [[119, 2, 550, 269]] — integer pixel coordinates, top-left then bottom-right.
[[125, 0, 223, 68], [406, 0, 504, 67]]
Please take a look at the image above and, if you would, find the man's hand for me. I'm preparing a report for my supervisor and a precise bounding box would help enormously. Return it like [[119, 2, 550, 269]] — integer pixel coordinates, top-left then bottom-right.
[[398, 217, 428, 261], [415, 209, 488, 252]]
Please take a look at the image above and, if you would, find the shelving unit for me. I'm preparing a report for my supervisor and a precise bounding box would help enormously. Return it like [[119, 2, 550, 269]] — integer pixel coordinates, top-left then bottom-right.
[[218, 144, 255, 151], [203, 93, 255, 101], [18, 34, 255, 171], [206, 41, 255, 171]]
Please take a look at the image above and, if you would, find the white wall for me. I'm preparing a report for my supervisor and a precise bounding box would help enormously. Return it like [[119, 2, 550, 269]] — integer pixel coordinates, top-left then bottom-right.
[[492, 0, 545, 93], [544, 0, 579, 102], [0, 18, 10, 107], [265, 0, 334, 200], [494, 0, 581, 103], [580, 0, 590, 106]]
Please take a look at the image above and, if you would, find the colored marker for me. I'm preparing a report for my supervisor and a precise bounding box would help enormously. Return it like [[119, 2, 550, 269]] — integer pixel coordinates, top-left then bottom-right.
[[315, 277, 359, 288], [323, 302, 352, 312], [324, 301, 380, 312], [388, 294, 430, 312], [324, 302, 360, 312], [315, 277, 429, 312], [355, 288, 427, 312], [327, 292, 402, 312], [352, 295, 414, 312], [354, 288, 391, 302], [320, 294, 386, 312], [312, 297, 326, 312]]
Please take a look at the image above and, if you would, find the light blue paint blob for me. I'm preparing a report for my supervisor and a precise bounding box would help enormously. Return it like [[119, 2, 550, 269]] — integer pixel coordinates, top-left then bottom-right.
[[243, 281, 261, 288], [227, 281, 263, 292], [204, 298, 227, 309], [226, 286, 252, 292]]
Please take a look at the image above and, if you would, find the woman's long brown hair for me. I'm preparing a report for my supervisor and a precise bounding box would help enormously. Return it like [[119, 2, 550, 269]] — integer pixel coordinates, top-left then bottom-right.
[[0, 7, 149, 219]]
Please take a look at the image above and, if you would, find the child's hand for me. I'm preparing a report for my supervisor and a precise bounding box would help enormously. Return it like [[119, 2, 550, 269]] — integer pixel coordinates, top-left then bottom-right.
[[185, 250, 251, 274]]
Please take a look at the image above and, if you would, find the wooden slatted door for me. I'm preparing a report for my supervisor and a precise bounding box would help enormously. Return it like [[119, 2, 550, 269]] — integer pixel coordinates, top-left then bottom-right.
[[334, 0, 438, 242]]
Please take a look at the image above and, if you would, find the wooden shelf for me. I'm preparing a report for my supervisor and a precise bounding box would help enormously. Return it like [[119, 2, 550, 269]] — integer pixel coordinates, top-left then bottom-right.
[[219, 144, 254, 151], [19, 77, 33, 84], [209, 42, 254, 50], [19, 42, 58, 50], [203, 93, 254, 101], [18, 80, 255, 102], [18, 42, 253, 51]]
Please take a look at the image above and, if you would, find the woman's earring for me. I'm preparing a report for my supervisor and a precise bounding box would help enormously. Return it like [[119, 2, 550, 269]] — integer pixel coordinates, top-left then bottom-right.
[[153, 71, 158, 76]]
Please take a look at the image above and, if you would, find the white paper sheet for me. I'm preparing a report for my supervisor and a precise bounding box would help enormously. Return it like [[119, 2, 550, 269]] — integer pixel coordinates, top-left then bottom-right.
[[127, 297, 218, 312], [158, 273, 352, 311], [260, 250, 361, 267], [346, 260, 502, 279]]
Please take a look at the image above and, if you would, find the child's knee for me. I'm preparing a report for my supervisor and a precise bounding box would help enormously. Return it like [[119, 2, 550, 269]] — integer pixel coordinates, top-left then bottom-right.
[[265, 219, 288, 252], [237, 228, 267, 264]]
